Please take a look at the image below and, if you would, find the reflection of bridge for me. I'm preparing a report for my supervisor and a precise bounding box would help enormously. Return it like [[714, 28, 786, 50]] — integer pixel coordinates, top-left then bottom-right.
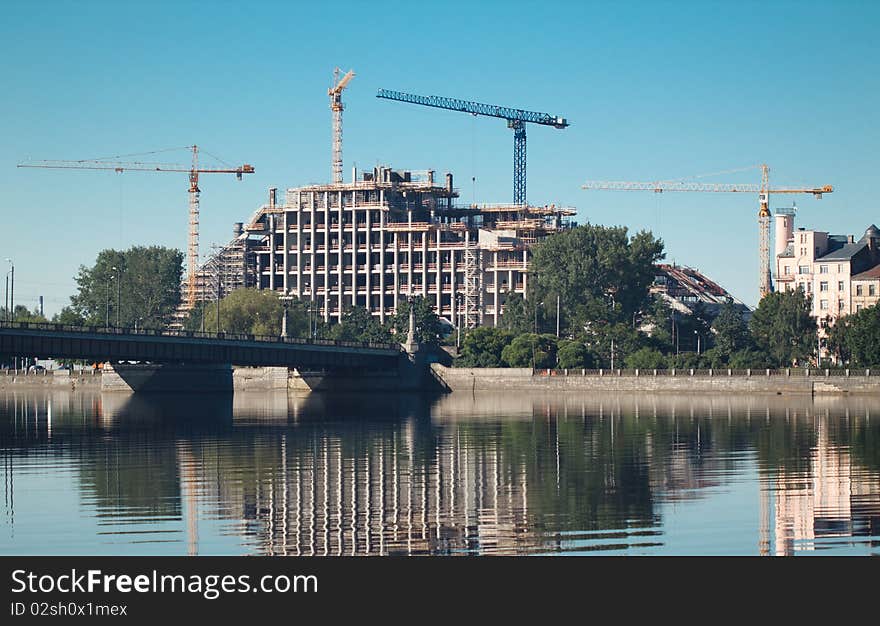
[[0, 321, 402, 370]]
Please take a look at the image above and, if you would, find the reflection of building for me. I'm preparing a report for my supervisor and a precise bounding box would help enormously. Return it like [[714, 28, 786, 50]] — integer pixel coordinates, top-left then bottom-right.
[[192, 429, 538, 556], [762, 417, 880, 556]]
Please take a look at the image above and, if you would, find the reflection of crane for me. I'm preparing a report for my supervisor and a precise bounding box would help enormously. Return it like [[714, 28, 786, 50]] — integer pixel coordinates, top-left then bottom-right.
[[18, 146, 254, 310], [329, 68, 355, 184], [376, 89, 569, 205], [582, 164, 833, 298]]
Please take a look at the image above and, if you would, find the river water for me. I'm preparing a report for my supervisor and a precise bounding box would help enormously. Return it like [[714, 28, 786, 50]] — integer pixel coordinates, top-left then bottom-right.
[[1, 389, 878, 556]]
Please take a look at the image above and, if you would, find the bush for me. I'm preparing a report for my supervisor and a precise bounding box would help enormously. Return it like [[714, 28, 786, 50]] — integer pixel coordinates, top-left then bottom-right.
[[457, 327, 515, 367], [501, 334, 558, 368], [728, 348, 771, 369], [625, 347, 666, 370], [556, 340, 594, 369]]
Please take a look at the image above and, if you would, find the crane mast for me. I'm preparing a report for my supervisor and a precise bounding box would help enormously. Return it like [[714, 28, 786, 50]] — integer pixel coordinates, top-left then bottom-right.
[[376, 88, 569, 205], [188, 146, 201, 310], [329, 68, 355, 184], [582, 164, 833, 299]]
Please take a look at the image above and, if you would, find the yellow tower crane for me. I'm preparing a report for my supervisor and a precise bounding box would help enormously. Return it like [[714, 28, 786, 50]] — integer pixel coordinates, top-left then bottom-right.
[[582, 164, 833, 299], [329, 68, 355, 184], [18, 146, 254, 310]]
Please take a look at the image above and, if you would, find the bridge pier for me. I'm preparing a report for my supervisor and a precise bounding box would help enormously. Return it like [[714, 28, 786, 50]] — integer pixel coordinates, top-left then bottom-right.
[[102, 363, 233, 393]]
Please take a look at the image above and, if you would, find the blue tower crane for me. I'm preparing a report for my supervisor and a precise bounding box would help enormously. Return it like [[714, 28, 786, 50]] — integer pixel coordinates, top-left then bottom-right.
[[376, 89, 569, 205]]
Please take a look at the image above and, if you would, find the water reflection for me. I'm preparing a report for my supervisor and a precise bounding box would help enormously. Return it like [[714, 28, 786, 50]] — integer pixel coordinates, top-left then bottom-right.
[[0, 390, 878, 556]]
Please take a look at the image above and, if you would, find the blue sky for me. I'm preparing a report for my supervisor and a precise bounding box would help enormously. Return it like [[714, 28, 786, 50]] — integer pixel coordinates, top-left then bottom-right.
[[1, 0, 877, 315]]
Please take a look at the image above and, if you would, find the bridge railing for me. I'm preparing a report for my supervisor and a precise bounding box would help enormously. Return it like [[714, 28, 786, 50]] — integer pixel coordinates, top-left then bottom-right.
[[0, 320, 402, 352]]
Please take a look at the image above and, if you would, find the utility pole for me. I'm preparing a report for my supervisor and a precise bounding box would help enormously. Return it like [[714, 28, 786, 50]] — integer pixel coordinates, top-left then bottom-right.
[[115, 268, 121, 327], [4, 259, 13, 322], [4, 272, 8, 321], [456, 294, 462, 350], [215, 268, 221, 334], [556, 294, 560, 338], [108, 266, 118, 327]]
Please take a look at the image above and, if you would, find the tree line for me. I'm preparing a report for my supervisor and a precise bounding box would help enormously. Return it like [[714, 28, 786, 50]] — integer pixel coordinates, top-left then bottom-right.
[[7, 227, 880, 367]]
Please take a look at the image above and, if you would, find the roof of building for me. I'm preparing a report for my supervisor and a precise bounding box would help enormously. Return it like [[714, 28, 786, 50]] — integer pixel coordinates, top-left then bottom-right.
[[851, 263, 880, 281], [778, 242, 794, 258], [652, 264, 747, 309], [859, 224, 880, 242], [818, 240, 866, 261]]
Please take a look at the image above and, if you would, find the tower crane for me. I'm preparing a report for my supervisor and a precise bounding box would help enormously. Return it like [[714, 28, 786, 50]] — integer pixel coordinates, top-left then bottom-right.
[[17, 145, 254, 310], [329, 68, 355, 184], [376, 89, 569, 205], [582, 164, 833, 299]]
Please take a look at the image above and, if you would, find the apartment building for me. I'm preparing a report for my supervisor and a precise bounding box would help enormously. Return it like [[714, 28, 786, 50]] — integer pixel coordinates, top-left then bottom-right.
[[774, 211, 880, 323]]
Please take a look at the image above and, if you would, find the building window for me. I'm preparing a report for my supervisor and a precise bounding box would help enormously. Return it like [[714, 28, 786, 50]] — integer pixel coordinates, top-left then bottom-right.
[[806, 282, 812, 293], [857, 304, 863, 312], [857, 284, 863, 296], [820, 265, 828, 274], [784, 265, 791, 275], [820, 281, 828, 292], [871, 285, 877, 296], [838, 281, 844, 291], [839, 300, 845, 311], [798, 265, 809, 274], [820, 299, 828, 310]]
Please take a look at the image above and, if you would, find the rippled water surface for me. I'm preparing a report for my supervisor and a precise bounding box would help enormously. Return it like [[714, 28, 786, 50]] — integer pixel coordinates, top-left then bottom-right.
[[1, 390, 879, 556]]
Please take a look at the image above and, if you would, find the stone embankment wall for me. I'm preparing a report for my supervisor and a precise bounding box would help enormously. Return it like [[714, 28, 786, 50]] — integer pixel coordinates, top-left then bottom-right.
[[0, 369, 101, 390], [431, 365, 880, 394]]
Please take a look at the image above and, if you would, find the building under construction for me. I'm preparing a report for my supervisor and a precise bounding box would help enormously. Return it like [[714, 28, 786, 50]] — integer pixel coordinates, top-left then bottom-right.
[[192, 166, 575, 328], [652, 263, 750, 318]]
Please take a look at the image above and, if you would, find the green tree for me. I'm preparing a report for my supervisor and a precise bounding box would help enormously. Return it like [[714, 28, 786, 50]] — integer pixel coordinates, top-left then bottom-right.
[[52, 306, 86, 326], [827, 304, 880, 366], [712, 300, 751, 359], [749, 289, 815, 366], [501, 333, 558, 368], [584, 322, 647, 369], [528, 223, 664, 334], [728, 348, 771, 369], [389, 297, 443, 345], [201, 288, 284, 336], [68, 246, 183, 328], [457, 327, 516, 367], [625, 347, 666, 369], [1, 304, 47, 323], [329, 306, 392, 343], [500, 293, 539, 334], [556, 340, 594, 369]]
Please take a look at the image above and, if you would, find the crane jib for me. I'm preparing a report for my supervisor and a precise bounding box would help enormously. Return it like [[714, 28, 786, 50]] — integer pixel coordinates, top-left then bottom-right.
[[376, 89, 569, 128]]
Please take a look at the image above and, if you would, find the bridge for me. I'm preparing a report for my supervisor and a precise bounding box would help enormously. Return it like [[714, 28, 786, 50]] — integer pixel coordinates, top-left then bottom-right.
[[0, 321, 414, 392], [0, 321, 402, 368]]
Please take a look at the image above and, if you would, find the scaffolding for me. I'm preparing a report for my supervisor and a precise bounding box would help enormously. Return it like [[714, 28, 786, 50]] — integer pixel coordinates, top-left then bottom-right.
[[464, 236, 481, 328]]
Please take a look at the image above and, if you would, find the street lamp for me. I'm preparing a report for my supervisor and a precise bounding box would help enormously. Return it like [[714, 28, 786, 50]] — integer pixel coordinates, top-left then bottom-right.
[[694, 329, 701, 355], [280, 294, 293, 338], [115, 267, 121, 327], [455, 293, 462, 350], [4, 258, 13, 322], [106, 268, 116, 328]]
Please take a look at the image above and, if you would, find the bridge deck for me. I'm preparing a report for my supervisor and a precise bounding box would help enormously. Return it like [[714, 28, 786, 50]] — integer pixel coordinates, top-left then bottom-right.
[[0, 322, 402, 370]]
